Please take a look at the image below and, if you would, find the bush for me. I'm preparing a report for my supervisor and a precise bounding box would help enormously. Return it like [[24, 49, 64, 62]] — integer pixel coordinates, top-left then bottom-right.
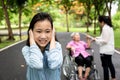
[[112, 12, 120, 30]]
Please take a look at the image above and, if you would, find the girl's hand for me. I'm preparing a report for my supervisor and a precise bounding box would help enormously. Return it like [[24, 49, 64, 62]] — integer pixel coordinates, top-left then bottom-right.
[[49, 27, 56, 50], [29, 29, 35, 45], [50, 27, 55, 42], [52, 27, 55, 38]]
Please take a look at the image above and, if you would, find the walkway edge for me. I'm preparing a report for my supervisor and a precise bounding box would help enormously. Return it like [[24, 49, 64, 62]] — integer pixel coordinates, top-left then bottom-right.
[[115, 50, 120, 54], [0, 40, 26, 52]]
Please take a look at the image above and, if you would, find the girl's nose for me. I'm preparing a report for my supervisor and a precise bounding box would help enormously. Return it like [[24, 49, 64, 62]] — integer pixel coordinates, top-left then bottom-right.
[[40, 33, 46, 38]]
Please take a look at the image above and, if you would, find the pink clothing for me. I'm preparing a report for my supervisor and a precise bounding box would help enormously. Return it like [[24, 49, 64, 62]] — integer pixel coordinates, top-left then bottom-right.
[[67, 40, 90, 58]]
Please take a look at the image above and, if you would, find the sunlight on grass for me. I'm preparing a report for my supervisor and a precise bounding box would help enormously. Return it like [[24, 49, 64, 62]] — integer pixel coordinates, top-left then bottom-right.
[[0, 40, 16, 49], [0, 35, 27, 49], [55, 26, 95, 32], [114, 29, 120, 48]]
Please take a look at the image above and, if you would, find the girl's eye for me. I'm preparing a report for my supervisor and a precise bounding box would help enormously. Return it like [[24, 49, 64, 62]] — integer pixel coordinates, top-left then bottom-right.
[[46, 30, 50, 33], [36, 30, 41, 33]]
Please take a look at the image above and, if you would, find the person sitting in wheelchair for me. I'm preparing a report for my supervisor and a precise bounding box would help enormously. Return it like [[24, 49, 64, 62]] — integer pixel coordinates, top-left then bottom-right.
[[66, 32, 93, 80]]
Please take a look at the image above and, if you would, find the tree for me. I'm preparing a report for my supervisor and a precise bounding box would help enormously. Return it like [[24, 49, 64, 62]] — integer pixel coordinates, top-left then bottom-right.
[[16, 0, 27, 40], [93, 0, 116, 34], [0, 38, 1, 43], [0, 7, 4, 43], [105, 0, 113, 18], [84, 0, 92, 32], [78, 0, 93, 32], [58, 0, 74, 32], [92, 0, 105, 34], [117, 0, 120, 11], [1, 0, 14, 40]]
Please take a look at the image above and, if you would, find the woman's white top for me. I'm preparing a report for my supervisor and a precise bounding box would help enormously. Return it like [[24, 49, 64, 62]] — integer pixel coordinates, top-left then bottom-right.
[[95, 24, 115, 55]]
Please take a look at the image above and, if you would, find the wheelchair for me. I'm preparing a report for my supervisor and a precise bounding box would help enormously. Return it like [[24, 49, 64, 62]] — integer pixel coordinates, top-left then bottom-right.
[[62, 48, 100, 80]]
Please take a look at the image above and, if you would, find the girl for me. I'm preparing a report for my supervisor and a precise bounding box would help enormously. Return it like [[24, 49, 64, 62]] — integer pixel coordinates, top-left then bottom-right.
[[22, 12, 63, 80]]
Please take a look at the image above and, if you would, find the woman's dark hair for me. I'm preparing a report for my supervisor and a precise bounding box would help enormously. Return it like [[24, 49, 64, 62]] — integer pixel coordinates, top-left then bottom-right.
[[26, 12, 57, 46], [98, 15, 113, 27]]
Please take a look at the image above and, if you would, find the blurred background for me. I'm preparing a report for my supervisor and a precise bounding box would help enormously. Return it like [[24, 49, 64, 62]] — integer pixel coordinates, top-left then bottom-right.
[[0, 0, 120, 50]]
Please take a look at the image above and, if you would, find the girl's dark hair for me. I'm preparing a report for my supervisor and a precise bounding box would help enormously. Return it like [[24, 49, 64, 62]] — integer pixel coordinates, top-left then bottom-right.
[[26, 12, 57, 46], [98, 15, 113, 27]]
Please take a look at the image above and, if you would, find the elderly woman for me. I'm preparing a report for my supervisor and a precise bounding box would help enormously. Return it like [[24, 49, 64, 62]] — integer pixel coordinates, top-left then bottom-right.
[[66, 32, 92, 80]]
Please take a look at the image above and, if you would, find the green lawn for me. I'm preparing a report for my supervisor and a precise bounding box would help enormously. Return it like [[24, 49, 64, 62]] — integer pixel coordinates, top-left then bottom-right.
[[0, 35, 27, 49], [114, 29, 120, 48], [0, 40, 17, 49]]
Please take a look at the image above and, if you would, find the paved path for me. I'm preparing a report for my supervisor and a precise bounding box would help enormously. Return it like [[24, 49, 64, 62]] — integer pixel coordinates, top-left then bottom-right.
[[0, 32, 120, 80]]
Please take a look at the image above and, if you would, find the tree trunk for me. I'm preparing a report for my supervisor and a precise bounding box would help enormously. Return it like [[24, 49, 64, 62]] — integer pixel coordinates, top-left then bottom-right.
[[66, 11, 69, 32], [86, 15, 89, 32], [105, 0, 112, 18], [1, 0, 14, 40], [86, 2, 90, 32], [94, 9, 97, 35], [18, 7, 22, 40], [0, 37, 1, 43]]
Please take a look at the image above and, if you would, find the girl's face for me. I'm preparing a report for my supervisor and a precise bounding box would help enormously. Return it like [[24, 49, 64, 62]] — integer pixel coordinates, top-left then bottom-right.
[[33, 19, 52, 48]]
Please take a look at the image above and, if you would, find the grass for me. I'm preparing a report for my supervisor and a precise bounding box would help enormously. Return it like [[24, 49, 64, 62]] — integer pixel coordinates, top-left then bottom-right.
[[114, 29, 120, 48], [0, 35, 27, 49], [0, 40, 17, 49]]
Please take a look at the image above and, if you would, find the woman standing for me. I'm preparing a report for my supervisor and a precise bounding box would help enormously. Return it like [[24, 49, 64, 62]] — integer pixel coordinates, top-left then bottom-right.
[[22, 12, 63, 80], [94, 16, 116, 80]]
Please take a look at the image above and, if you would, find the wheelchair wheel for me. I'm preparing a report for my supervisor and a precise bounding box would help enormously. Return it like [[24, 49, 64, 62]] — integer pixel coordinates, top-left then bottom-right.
[[62, 54, 71, 78], [63, 65, 70, 78], [88, 69, 100, 80], [94, 69, 100, 80], [62, 53, 79, 80]]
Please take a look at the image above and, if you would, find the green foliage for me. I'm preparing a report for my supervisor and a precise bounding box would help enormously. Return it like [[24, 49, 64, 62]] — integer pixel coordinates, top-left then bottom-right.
[[60, 0, 74, 5], [116, 0, 120, 11], [0, 8, 4, 24], [114, 29, 120, 48], [0, 40, 16, 49], [59, 0, 74, 13], [0, 35, 27, 49], [112, 11, 120, 30], [0, 0, 120, 48], [16, 0, 27, 7]]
